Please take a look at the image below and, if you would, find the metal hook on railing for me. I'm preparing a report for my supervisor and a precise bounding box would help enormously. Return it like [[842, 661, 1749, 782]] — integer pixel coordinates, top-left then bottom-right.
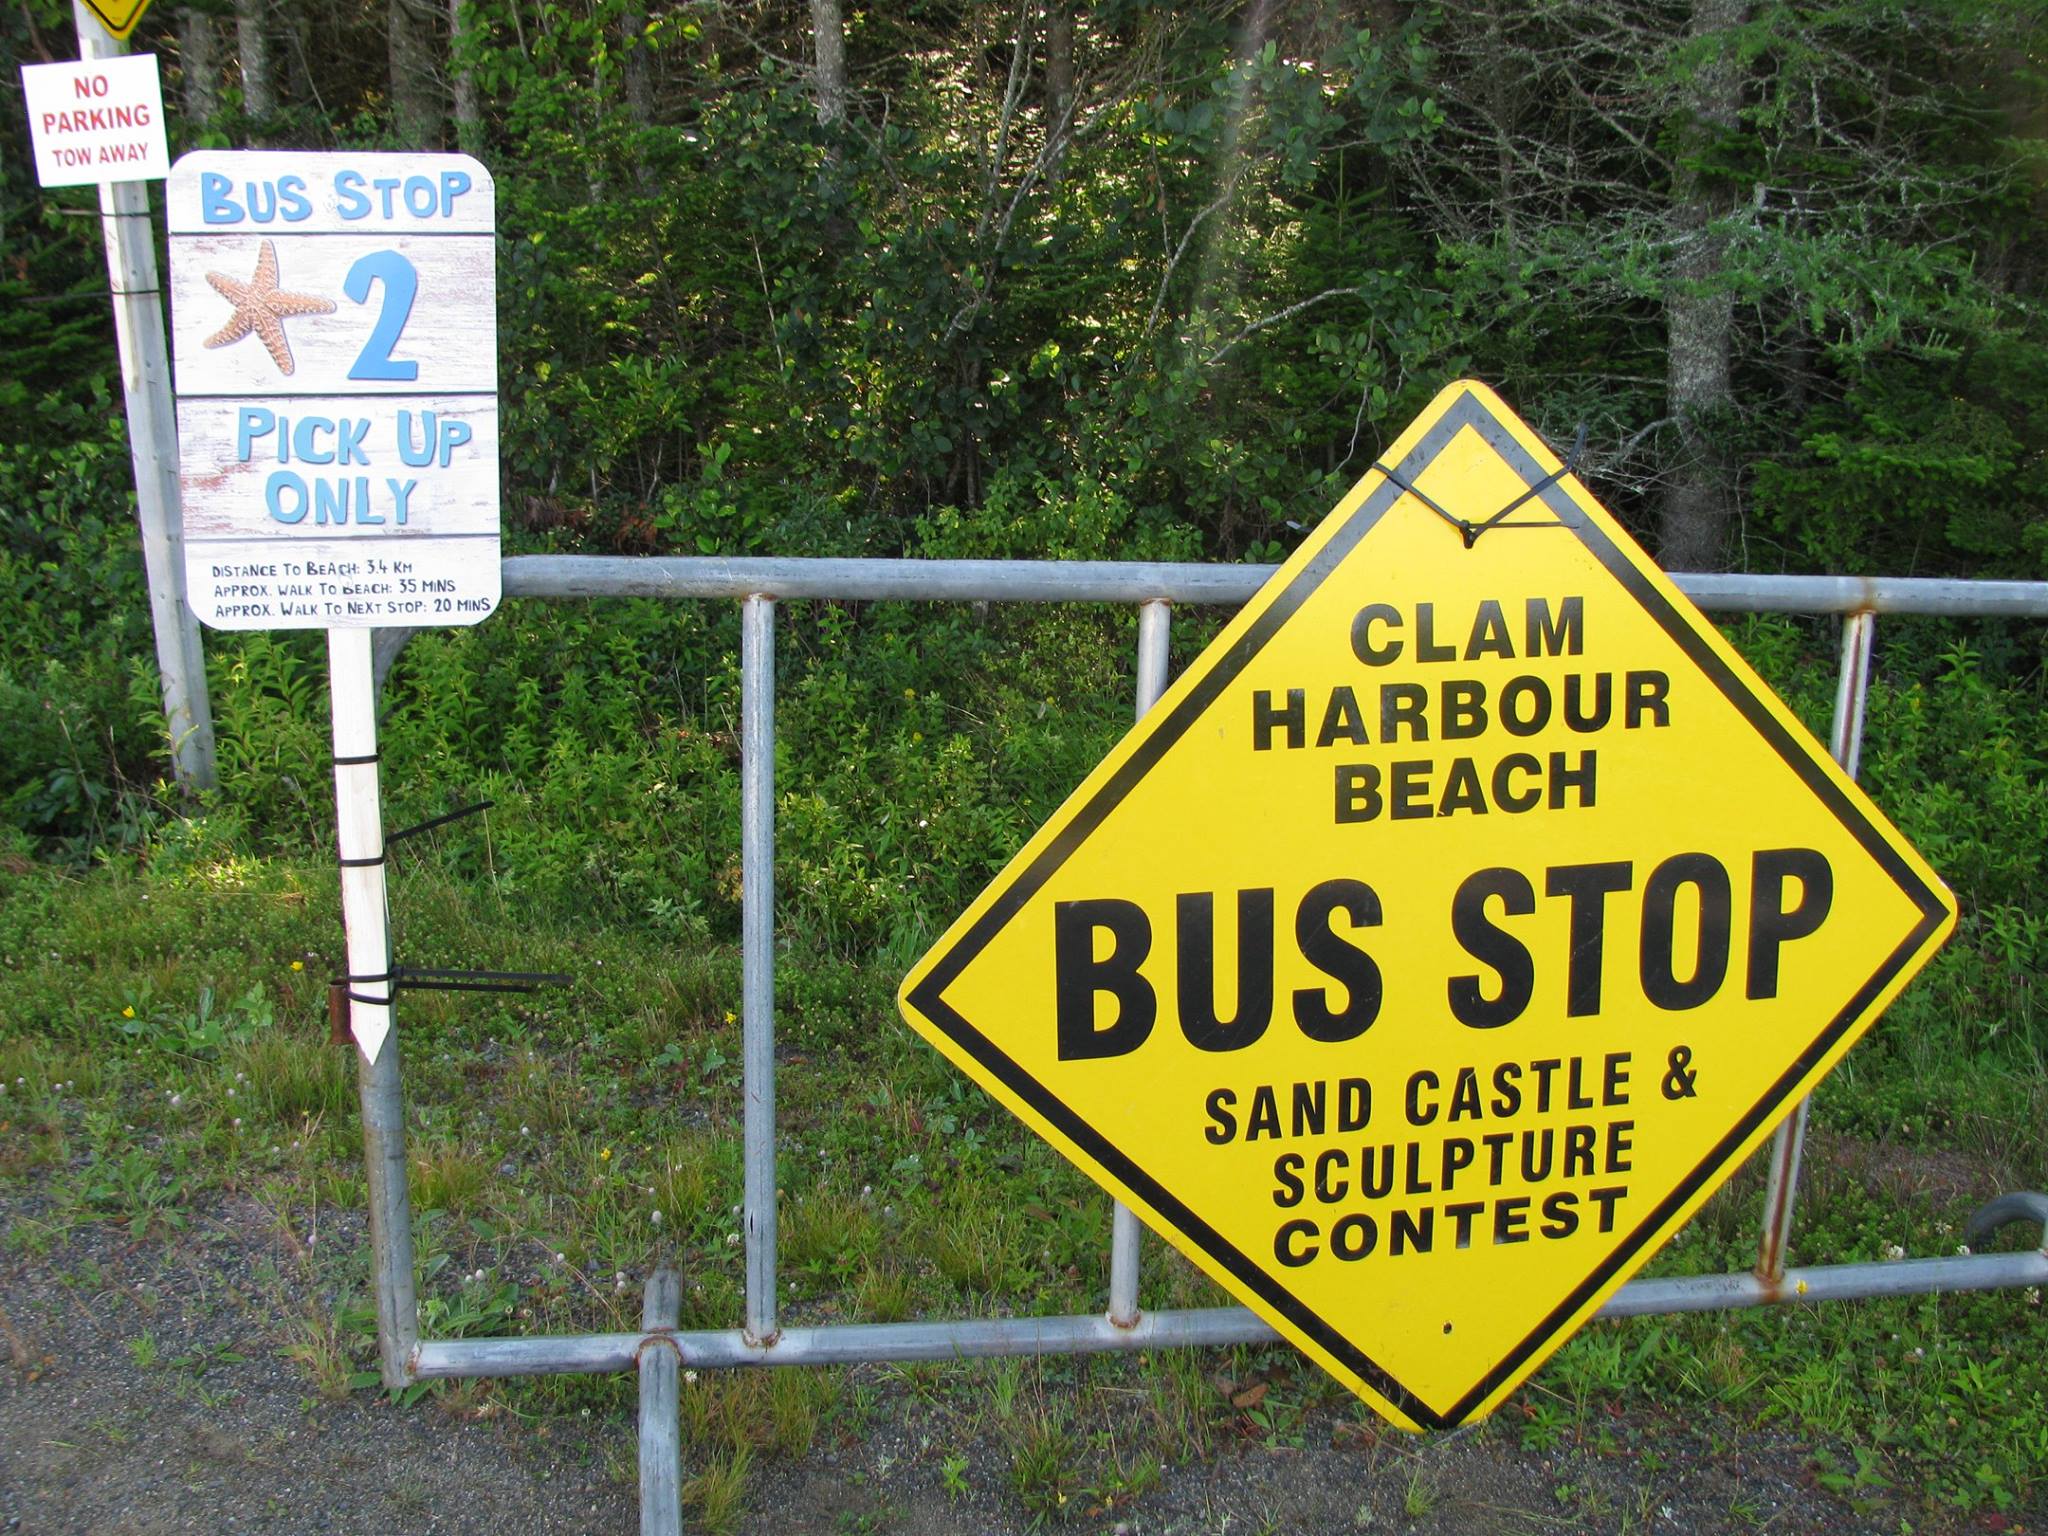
[[1963, 1192, 2048, 1255]]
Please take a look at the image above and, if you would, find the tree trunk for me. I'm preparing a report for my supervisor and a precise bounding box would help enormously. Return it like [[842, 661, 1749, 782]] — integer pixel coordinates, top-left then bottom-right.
[[1484, 1, 1517, 240], [180, 7, 222, 128], [280, 4, 314, 119], [449, 0, 482, 152], [1045, 0, 1074, 140], [388, 0, 444, 149], [234, 0, 275, 133], [1657, 0, 1749, 571], [622, 8, 654, 129], [810, 0, 847, 128]]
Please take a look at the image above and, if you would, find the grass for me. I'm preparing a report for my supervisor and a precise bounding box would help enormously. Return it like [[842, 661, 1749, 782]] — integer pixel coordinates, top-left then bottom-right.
[[1004, 1401, 1078, 1526], [682, 1444, 751, 1535], [3, 764, 2047, 1525], [278, 1301, 359, 1401]]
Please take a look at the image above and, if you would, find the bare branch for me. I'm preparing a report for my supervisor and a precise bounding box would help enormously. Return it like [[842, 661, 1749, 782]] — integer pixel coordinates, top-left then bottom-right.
[[1204, 287, 1366, 366]]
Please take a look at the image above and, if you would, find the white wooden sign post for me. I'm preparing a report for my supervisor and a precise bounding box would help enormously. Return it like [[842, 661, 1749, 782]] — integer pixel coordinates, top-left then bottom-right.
[[167, 150, 499, 1063]]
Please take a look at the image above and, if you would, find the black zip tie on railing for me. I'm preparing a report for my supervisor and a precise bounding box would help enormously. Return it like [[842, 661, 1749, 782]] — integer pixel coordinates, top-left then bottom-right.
[[396, 967, 574, 995], [333, 751, 380, 766], [387, 800, 495, 845], [1375, 422, 1588, 548], [333, 968, 398, 1008], [331, 965, 571, 1009], [333, 798, 492, 869]]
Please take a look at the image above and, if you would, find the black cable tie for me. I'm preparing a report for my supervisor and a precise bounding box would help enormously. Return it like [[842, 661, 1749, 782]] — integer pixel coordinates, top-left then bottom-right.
[[331, 969, 398, 1010], [388, 800, 495, 845], [328, 966, 569, 1010], [1373, 459, 1474, 543], [333, 751, 380, 766], [1464, 422, 1590, 541], [1375, 420, 1589, 549], [109, 288, 162, 299], [337, 851, 386, 868], [394, 967, 573, 995]]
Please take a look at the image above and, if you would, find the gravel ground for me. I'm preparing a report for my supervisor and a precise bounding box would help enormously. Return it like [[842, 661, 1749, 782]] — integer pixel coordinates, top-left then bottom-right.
[[0, 1190, 2031, 1536]]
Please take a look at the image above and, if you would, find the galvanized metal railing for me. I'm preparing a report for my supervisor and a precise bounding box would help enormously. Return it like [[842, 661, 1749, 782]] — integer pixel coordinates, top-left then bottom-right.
[[355, 557, 2048, 1532]]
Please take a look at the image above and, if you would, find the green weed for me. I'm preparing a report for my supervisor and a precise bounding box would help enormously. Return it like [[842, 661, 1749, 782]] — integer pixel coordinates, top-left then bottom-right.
[[231, 1033, 351, 1124], [681, 1444, 751, 1536], [1006, 1405, 1078, 1527], [939, 1450, 969, 1500], [410, 1140, 490, 1216]]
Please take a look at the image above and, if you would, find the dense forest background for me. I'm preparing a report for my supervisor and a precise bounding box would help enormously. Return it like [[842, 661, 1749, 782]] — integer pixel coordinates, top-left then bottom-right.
[[3, 0, 2047, 950], [7, 0, 2046, 577]]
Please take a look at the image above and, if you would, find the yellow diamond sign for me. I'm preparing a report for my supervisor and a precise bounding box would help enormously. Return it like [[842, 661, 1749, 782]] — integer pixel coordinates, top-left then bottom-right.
[[898, 380, 1956, 1430], [78, 0, 154, 42]]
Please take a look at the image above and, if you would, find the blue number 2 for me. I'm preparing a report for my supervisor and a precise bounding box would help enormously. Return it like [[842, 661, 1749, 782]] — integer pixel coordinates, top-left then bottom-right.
[[343, 251, 420, 382]]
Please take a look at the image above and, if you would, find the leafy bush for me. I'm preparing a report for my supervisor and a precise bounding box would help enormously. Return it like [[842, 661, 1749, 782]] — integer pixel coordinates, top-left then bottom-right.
[[0, 386, 163, 847]]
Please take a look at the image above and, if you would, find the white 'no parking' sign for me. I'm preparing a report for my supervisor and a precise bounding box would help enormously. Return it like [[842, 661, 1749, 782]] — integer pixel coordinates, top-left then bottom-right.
[[168, 151, 499, 631]]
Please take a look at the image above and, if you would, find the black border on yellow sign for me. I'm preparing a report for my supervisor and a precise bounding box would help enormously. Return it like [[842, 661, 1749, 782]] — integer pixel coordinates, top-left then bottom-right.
[[80, 0, 153, 42], [904, 387, 1952, 1429]]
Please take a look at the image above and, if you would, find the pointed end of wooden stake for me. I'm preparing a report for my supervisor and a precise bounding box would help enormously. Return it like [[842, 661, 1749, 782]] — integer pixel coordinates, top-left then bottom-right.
[[353, 1016, 390, 1064]]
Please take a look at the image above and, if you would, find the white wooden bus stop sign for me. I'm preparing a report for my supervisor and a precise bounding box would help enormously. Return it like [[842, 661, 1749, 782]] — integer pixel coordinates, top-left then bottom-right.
[[168, 151, 499, 630], [167, 150, 499, 1064]]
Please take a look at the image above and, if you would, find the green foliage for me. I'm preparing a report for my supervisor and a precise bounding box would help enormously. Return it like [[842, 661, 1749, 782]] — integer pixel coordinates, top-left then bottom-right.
[[1753, 340, 2048, 575], [0, 388, 163, 848], [5, 0, 2046, 576], [1859, 633, 2048, 1063]]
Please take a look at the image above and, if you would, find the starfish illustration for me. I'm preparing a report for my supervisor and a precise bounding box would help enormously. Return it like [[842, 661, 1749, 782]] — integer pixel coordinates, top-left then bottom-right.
[[202, 239, 336, 376]]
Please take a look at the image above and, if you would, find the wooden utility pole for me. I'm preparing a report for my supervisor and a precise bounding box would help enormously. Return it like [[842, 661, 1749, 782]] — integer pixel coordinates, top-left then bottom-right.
[[72, 2, 218, 790]]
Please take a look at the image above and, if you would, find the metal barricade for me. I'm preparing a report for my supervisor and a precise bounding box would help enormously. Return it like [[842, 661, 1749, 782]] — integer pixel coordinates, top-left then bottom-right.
[[354, 557, 2048, 1533]]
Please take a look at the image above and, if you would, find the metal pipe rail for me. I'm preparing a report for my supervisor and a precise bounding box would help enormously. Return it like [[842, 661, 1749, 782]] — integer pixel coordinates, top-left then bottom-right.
[[503, 554, 2048, 617], [359, 555, 2048, 1432], [411, 1248, 2048, 1381]]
